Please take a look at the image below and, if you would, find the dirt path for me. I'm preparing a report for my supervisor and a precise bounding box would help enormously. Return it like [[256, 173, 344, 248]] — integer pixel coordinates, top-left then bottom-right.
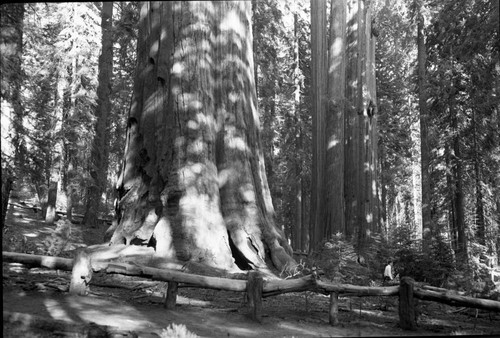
[[3, 201, 500, 337]]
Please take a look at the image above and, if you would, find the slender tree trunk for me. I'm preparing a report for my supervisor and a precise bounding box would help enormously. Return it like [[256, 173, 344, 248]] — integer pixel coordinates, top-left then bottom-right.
[[293, 11, 304, 251], [83, 2, 114, 226], [62, 61, 79, 224], [355, 0, 367, 255], [417, 1, 433, 248], [45, 71, 65, 225], [64, 154, 78, 223], [301, 179, 309, 252], [491, 0, 500, 266], [109, 2, 296, 274], [445, 144, 458, 255], [45, 180, 58, 224], [380, 147, 388, 238], [310, 0, 328, 250], [325, 0, 346, 238], [294, 176, 303, 251], [472, 110, 485, 245], [450, 100, 467, 265], [411, 121, 422, 240]]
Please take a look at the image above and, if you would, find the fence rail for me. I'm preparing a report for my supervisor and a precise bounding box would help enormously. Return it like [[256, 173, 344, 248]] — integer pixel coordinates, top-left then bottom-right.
[[3, 249, 500, 330]]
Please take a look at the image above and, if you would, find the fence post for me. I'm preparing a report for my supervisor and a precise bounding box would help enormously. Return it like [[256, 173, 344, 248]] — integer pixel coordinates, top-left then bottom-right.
[[164, 281, 178, 309], [247, 271, 263, 322], [399, 277, 417, 330], [69, 248, 92, 296], [329, 292, 339, 325]]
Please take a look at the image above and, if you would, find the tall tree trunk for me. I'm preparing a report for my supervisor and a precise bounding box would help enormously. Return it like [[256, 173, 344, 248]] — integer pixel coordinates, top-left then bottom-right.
[[301, 179, 309, 252], [472, 110, 485, 245], [310, 0, 328, 250], [355, 0, 367, 255], [293, 12, 303, 252], [365, 5, 378, 234], [417, 0, 432, 248], [357, 0, 378, 257], [450, 103, 467, 265], [325, 0, 346, 238], [109, 1, 296, 274], [344, 0, 377, 256], [411, 121, 422, 240], [380, 148, 388, 238], [45, 70, 65, 225], [83, 1, 114, 226], [344, 0, 360, 240], [445, 144, 458, 255], [491, 0, 500, 266], [62, 58, 79, 224]]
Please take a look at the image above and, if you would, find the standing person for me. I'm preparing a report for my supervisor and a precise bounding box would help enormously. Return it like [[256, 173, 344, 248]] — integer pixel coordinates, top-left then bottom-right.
[[384, 261, 393, 285]]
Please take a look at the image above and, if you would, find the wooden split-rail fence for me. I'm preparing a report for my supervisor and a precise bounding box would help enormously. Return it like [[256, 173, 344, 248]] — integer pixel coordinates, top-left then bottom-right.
[[3, 245, 500, 330]]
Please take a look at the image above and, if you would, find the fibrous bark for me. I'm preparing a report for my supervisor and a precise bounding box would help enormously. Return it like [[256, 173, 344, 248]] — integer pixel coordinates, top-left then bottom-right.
[[344, 0, 378, 254], [417, 0, 433, 247], [344, 0, 360, 240], [108, 1, 296, 275], [325, 0, 346, 238], [310, 0, 328, 249]]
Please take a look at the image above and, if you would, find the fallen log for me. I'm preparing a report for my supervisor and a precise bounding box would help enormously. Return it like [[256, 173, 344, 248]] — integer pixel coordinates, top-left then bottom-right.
[[413, 287, 500, 312], [103, 262, 248, 292], [2, 251, 73, 271], [419, 284, 466, 296], [263, 274, 317, 297], [316, 280, 399, 297], [77, 243, 156, 268]]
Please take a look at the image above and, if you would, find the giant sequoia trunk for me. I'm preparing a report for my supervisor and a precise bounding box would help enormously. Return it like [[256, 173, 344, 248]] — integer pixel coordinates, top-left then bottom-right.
[[107, 1, 296, 274], [325, 0, 346, 239], [344, 0, 378, 253]]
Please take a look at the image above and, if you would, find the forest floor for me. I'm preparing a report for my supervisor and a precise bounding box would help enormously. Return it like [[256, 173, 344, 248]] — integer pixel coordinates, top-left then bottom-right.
[[3, 199, 500, 337]]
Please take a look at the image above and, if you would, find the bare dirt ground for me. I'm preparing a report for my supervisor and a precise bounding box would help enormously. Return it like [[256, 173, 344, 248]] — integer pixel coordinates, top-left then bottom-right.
[[3, 200, 500, 337]]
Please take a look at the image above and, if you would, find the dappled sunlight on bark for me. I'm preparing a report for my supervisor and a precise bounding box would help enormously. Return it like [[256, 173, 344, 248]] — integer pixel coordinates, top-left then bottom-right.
[[177, 162, 234, 268], [152, 216, 176, 258], [109, 1, 297, 275]]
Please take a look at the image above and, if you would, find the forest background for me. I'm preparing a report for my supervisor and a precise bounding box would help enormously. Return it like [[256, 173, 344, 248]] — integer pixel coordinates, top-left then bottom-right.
[[1, 0, 499, 298]]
